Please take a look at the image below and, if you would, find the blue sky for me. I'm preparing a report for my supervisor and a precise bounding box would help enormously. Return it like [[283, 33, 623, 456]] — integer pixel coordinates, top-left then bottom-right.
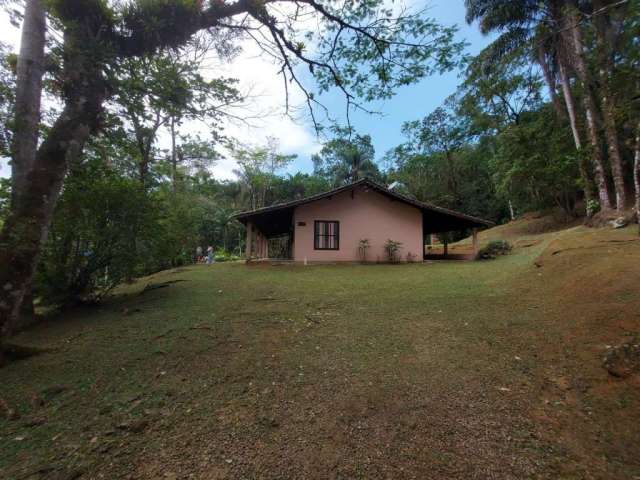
[[264, 0, 496, 178], [321, 1, 493, 160], [206, 1, 496, 179], [0, 1, 495, 180]]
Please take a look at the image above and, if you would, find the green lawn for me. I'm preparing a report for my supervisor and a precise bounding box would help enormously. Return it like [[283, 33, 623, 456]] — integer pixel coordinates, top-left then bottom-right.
[[2, 227, 639, 479]]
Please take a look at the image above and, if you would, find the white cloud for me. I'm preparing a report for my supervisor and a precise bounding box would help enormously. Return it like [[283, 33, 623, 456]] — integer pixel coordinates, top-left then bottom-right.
[[0, 7, 323, 182], [154, 43, 323, 180], [206, 35, 323, 178], [1, 0, 423, 181]]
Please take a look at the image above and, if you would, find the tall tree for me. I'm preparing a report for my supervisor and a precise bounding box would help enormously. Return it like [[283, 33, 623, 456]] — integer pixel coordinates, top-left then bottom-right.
[[539, 50, 563, 117], [464, 0, 612, 212], [0, 42, 16, 159], [10, 0, 46, 208], [563, 2, 612, 209], [555, 60, 595, 202], [4, 0, 46, 337], [593, 0, 628, 211], [0, 0, 464, 348], [113, 43, 240, 187], [312, 127, 381, 186], [231, 139, 296, 209], [401, 103, 469, 207]]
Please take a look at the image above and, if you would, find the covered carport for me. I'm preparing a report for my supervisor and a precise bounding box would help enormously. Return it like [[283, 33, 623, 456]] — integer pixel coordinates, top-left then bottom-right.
[[235, 204, 296, 261], [421, 204, 494, 259]]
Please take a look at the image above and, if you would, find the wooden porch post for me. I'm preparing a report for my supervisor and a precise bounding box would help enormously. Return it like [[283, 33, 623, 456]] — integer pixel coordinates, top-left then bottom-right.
[[472, 228, 479, 258], [245, 221, 253, 259]]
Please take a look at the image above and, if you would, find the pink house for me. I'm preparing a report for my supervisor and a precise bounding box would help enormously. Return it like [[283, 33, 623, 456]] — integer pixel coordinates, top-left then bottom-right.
[[234, 179, 492, 263]]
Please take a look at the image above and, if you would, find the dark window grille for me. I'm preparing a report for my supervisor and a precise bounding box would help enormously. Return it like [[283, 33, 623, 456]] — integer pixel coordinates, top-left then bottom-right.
[[314, 221, 340, 250], [267, 234, 293, 259]]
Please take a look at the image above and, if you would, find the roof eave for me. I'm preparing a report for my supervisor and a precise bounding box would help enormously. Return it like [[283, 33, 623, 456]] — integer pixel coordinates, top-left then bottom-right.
[[232, 178, 494, 229]]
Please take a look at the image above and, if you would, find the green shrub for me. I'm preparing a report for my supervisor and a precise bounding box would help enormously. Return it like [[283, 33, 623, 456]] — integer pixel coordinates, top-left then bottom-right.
[[384, 239, 403, 263], [586, 199, 600, 217], [358, 238, 370, 262], [36, 166, 164, 305], [214, 249, 241, 262], [477, 240, 512, 260]]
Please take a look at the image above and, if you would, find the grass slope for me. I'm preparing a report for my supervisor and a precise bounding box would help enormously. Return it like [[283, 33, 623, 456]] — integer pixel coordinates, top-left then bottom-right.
[[1, 222, 639, 479]]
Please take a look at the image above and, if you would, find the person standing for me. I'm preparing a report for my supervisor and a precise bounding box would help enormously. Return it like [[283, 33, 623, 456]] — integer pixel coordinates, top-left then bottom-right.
[[196, 245, 203, 263], [207, 246, 214, 265]]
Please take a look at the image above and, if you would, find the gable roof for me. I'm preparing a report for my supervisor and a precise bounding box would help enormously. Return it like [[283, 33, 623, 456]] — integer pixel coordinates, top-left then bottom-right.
[[233, 178, 494, 234]]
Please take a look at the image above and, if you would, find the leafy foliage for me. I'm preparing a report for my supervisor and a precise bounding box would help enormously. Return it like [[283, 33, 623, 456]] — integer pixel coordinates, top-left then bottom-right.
[[311, 2, 465, 103], [312, 128, 382, 186], [230, 139, 297, 210], [387, 113, 505, 223], [0, 178, 9, 228], [110, 39, 241, 186], [36, 162, 162, 304], [490, 106, 579, 216], [358, 238, 371, 262], [0, 41, 14, 157], [383, 239, 403, 263], [477, 240, 512, 260]]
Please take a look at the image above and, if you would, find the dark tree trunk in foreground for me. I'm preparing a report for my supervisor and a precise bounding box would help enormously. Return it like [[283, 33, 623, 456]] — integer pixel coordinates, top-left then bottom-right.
[[4, 0, 47, 339], [0, 20, 106, 349], [11, 0, 46, 205], [0, 97, 103, 348]]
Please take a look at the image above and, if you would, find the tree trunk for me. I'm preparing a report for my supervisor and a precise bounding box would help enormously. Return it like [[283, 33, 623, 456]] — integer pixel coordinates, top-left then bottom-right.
[[537, 44, 565, 119], [0, 39, 105, 350], [594, 5, 626, 211], [131, 115, 159, 188], [3, 0, 47, 339], [600, 86, 626, 211], [17, 282, 35, 330], [565, 5, 612, 210], [557, 60, 596, 211], [170, 116, 178, 192], [557, 61, 582, 150], [444, 149, 460, 206], [634, 122, 640, 231], [11, 0, 46, 206]]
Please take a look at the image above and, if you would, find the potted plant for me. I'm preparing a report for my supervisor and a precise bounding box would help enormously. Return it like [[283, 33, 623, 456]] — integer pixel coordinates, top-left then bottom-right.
[[383, 239, 403, 263], [358, 238, 370, 263]]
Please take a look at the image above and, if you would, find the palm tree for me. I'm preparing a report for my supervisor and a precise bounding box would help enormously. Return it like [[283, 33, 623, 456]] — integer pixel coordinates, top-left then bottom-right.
[[464, 0, 612, 212], [312, 133, 382, 186]]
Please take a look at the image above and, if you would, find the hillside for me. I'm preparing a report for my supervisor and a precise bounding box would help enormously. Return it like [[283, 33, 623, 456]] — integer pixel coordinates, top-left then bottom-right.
[[1, 218, 639, 479]]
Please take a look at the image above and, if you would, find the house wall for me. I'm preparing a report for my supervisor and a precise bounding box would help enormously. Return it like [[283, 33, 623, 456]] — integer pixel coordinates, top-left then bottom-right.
[[293, 185, 423, 262]]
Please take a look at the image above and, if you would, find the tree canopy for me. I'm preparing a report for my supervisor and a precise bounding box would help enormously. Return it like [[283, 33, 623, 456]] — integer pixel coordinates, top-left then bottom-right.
[[0, 0, 638, 344]]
